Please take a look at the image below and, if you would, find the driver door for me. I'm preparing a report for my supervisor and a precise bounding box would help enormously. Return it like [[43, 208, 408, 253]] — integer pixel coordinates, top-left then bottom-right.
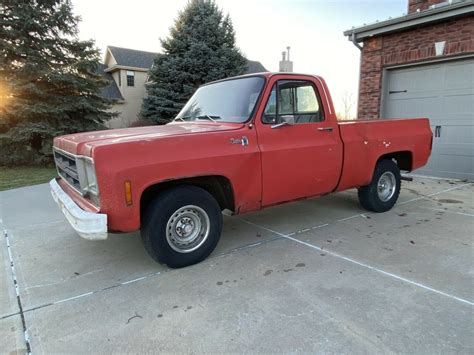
[[256, 78, 343, 206]]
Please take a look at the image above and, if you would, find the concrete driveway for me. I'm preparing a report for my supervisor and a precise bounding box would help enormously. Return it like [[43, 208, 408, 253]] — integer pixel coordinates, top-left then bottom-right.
[[1, 177, 473, 354]]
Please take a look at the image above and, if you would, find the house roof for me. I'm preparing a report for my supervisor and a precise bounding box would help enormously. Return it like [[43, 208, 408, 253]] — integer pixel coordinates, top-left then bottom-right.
[[98, 45, 268, 99], [108, 46, 158, 69], [106, 45, 267, 73], [344, 0, 474, 42], [246, 60, 268, 74], [96, 63, 123, 101]]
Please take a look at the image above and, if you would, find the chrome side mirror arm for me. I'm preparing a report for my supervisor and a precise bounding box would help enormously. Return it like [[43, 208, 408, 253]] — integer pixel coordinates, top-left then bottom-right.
[[271, 115, 295, 129]]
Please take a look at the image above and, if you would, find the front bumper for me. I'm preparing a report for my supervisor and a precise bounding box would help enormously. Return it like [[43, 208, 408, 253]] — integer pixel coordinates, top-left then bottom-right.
[[50, 179, 108, 240]]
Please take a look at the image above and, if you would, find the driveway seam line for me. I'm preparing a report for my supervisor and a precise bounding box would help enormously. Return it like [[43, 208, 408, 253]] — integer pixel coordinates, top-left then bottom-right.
[[414, 205, 474, 217], [238, 219, 474, 307], [3, 229, 32, 354], [19, 237, 278, 314], [0, 311, 21, 320], [7, 219, 65, 232], [398, 182, 472, 206], [214, 236, 283, 258], [285, 182, 472, 236]]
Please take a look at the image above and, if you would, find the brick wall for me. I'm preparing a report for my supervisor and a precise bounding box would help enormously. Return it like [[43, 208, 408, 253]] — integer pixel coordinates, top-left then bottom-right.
[[408, 0, 450, 13], [358, 15, 474, 118]]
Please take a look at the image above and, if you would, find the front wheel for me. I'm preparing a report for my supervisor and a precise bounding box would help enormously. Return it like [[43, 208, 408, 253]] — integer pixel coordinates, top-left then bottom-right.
[[141, 185, 223, 268], [358, 159, 401, 212]]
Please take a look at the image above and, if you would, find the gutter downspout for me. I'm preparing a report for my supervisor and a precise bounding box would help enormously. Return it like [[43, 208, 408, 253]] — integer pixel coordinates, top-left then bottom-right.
[[351, 31, 363, 121], [351, 32, 363, 50]]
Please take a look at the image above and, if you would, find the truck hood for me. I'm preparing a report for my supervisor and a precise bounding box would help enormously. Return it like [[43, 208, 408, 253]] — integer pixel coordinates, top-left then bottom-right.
[[54, 122, 244, 156]]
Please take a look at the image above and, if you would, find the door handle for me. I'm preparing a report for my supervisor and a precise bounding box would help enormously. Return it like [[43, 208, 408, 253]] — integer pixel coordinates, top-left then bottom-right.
[[317, 127, 333, 132], [434, 125, 441, 137]]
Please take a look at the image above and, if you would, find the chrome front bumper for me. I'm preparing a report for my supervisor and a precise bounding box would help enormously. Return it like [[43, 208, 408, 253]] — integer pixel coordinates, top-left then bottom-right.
[[50, 179, 108, 240]]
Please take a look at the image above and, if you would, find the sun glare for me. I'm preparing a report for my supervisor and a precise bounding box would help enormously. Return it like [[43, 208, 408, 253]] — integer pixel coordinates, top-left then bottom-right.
[[0, 82, 13, 109]]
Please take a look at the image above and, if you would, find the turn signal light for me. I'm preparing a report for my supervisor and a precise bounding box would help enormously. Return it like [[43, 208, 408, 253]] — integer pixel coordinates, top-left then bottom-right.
[[125, 181, 133, 206]]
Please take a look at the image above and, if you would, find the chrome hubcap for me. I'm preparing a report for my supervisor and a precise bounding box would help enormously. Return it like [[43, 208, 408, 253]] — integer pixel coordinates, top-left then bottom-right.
[[377, 171, 396, 202], [166, 205, 210, 253]]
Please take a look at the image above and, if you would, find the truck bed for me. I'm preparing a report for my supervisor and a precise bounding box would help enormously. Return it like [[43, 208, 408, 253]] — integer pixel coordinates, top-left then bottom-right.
[[336, 118, 432, 191]]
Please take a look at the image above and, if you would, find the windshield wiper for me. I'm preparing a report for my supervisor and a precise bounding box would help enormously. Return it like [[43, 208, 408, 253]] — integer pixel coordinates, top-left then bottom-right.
[[196, 115, 221, 122], [174, 115, 221, 122]]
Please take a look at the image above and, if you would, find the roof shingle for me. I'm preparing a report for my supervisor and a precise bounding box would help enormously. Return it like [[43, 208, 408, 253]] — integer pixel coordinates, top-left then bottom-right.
[[96, 63, 123, 101], [108, 46, 158, 69]]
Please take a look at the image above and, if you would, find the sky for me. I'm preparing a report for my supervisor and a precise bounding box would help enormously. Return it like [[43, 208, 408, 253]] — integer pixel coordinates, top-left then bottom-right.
[[72, 0, 407, 117]]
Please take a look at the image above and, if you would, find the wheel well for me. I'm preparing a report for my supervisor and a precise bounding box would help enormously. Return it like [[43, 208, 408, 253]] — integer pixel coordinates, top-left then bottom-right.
[[378, 151, 413, 171], [140, 176, 235, 219]]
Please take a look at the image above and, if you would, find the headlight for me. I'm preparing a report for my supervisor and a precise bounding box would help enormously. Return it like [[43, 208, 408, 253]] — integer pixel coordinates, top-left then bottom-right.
[[82, 158, 98, 195], [76, 157, 98, 197]]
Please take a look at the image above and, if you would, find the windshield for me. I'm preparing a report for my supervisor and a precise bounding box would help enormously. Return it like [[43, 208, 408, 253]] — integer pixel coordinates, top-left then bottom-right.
[[175, 76, 265, 123]]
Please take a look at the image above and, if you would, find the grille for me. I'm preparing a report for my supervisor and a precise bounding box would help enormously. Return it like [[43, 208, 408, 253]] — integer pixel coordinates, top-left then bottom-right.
[[54, 149, 82, 192]]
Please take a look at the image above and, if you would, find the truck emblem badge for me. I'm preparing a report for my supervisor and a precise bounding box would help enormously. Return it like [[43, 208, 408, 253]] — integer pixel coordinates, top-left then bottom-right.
[[229, 136, 249, 147]]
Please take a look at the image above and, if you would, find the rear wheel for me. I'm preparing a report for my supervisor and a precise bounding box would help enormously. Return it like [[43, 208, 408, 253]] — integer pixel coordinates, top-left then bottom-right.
[[358, 159, 401, 212], [141, 185, 222, 268]]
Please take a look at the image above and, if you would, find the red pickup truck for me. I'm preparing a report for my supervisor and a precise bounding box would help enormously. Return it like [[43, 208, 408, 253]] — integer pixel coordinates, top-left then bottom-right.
[[51, 73, 432, 267]]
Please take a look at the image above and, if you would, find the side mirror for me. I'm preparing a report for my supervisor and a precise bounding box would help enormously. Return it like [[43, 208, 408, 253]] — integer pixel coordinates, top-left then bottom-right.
[[271, 115, 295, 129]]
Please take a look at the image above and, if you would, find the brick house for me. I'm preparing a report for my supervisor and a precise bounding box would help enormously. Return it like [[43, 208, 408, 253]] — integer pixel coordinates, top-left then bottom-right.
[[344, 0, 473, 180]]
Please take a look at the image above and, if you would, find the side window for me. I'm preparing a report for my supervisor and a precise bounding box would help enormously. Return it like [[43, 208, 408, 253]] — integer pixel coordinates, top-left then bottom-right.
[[296, 86, 319, 113], [262, 80, 324, 124]]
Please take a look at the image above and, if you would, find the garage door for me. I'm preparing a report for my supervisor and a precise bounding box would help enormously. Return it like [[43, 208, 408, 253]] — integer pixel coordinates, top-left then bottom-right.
[[383, 58, 474, 180]]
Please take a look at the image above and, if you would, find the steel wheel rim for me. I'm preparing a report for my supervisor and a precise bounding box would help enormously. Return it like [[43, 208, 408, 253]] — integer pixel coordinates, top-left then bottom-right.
[[166, 205, 210, 253], [377, 171, 396, 202]]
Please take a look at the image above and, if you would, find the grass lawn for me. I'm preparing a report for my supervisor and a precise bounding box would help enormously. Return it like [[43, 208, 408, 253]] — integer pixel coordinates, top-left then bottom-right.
[[0, 166, 58, 191]]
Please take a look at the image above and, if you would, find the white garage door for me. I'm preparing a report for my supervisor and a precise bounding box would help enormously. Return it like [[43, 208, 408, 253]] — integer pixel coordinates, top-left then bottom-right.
[[383, 58, 474, 180]]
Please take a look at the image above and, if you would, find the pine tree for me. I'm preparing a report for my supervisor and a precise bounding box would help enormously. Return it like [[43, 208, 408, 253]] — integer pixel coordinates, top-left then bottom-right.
[[0, 0, 114, 165], [141, 0, 247, 124]]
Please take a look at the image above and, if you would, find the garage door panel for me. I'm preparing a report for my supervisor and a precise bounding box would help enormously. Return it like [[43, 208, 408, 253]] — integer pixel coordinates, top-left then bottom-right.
[[383, 58, 474, 180], [436, 142, 474, 155], [444, 61, 474, 90], [416, 152, 473, 180], [386, 96, 440, 118], [443, 92, 474, 116], [389, 66, 442, 93], [425, 154, 473, 178], [416, 166, 474, 180], [439, 127, 473, 144]]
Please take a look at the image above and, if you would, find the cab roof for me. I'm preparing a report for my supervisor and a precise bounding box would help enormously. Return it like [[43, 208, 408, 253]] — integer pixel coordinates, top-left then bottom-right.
[[204, 72, 323, 86]]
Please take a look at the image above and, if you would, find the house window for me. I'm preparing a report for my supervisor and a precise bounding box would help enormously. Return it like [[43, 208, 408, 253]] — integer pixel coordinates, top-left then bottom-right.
[[117, 71, 121, 86], [126, 71, 135, 87]]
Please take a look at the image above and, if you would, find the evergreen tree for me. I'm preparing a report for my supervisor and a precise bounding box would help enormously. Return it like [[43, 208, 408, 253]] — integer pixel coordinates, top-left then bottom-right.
[[0, 0, 114, 165], [141, 0, 247, 124]]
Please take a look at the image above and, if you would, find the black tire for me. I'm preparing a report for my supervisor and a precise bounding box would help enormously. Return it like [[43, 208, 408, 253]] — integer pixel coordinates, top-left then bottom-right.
[[141, 185, 223, 268], [358, 159, 401, 213]]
